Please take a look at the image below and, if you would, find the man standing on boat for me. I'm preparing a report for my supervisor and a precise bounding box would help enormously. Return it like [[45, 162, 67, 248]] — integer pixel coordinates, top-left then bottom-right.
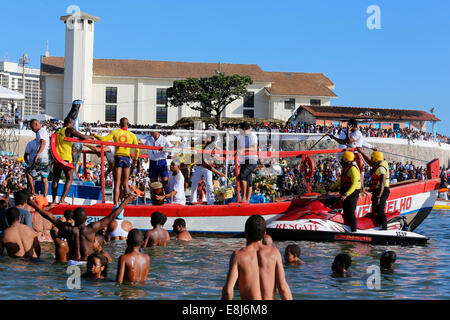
[[49, 117, 92, 208], [236, 122, 258, 203], [328, 150, 361, 233], [142, 130, 174, 190], [190, 137, 225, 205], [94, 118, 139, 205], [357, 148, 390, 230]]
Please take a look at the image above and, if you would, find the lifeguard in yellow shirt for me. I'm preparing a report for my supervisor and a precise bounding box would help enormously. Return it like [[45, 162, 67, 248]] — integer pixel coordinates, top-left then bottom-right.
[[95, 117, 139, 205], [328, 150, 361, 232]]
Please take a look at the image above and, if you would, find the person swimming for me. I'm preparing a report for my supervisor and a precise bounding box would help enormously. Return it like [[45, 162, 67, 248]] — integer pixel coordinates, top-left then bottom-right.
[[82, 252, 109, 280], [380, 250, 397, 271], [116, 229, 150, 284], [263, 234, 273, 246], [284, 244, 304, 265], [332, 253, 352, 276], [172, 218, 192, 241], [142, 211, 170, 247], [107, 205, 133, 240]]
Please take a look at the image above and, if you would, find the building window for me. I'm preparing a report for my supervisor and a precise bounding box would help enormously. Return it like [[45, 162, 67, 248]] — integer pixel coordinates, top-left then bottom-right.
[[284, 98, 295, 110], [157, 88, 167, 105], [156, 106, 167, 123], [105, 105, 117, 122], [243, 91, 254, 108], [105, 87, 117, 103], [310, 99, 321, 106], [243, 109, 254, 118]]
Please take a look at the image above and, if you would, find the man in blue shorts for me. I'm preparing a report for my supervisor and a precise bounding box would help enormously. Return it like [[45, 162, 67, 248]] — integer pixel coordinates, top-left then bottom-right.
[[142, 130, 174, 189]]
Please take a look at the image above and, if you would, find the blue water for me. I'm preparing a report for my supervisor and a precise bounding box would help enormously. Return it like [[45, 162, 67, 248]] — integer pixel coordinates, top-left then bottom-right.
[[0, 210, 449, 300]]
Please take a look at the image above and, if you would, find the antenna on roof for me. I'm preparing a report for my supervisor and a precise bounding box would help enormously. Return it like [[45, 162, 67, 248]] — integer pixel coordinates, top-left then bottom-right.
[[216, 61, 223, 75]]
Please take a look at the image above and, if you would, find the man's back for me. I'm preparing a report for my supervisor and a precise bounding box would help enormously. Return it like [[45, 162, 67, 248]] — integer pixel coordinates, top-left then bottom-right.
[[2, 224, 39, 258], [118, 251, 150, 282], [235, 243, 281, 300], [144, 228, 169, 247]]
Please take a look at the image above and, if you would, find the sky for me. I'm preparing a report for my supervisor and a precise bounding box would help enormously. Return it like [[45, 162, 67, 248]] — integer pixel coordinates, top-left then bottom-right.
[[1, 0, 449, 134]]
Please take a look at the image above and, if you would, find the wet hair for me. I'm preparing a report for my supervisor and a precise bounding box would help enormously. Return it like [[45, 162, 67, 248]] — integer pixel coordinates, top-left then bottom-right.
[[285, 244, 301, 258], [151, 211, 167, 227], [173, 218, 186, 228], [64, 210, 74, 221], [332, 253, 352, 272], [63, 117, 74, 126], [13, 189, 28, 206], [348, 119, 358, 127], [86, 252, 108, 278], [245, 215, 266, 243], [380, 250, 397, 268], [127, 229, 144, 247], [6, 207, 20, 225], [73, 207, 87, 225]]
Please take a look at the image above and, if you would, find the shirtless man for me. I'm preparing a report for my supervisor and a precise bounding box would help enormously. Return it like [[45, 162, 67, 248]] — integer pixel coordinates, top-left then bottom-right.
[[116, 229, 150, 283], [142, 211, 170, 247], [0, 207, 41, 259], [222, 215, 292, 300], [172, 218, 192, 241], [27, 193, 136, 263]]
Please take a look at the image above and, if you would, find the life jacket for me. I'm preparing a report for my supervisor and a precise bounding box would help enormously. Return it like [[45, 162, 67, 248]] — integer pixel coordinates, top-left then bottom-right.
[[340, 161, 360, 194], [370, 160, 390, 191]]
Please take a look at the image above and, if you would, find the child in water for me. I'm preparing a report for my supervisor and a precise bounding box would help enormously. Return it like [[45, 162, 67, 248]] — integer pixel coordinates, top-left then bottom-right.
[[284, 244, 304, 265], [93, 232, 112, 263], [331, 253, 352, 276], [82, 252, 109, 280], [380, 250, 397, 271], [116, 229, 150, 283]]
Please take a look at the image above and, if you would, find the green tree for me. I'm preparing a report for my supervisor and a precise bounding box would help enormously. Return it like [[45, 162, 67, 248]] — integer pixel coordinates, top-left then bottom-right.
[[167, 73, 253, 129]]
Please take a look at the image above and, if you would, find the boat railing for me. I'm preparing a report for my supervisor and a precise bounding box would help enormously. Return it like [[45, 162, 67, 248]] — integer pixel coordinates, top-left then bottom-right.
[[64, 136, 356, 203]]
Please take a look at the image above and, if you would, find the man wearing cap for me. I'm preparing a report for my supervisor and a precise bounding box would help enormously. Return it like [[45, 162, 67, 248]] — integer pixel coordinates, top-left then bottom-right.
[[328, 150, 361, 232], [357, 148, 390, 230]]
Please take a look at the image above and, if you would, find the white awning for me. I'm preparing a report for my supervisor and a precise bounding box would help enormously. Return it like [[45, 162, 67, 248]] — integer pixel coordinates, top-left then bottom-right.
[[0, 86, 24, 100], [22, 114, 55, 121]]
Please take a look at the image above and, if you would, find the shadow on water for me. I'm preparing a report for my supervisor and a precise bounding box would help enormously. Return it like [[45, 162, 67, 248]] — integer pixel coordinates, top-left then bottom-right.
[[0, 210, 449, 299]]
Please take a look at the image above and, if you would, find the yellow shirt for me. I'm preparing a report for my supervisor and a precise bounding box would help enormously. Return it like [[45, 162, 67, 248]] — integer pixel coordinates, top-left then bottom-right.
[[94, 129, 139, 159], [330, 165, 361, 196], [56, 127, 73, 162]]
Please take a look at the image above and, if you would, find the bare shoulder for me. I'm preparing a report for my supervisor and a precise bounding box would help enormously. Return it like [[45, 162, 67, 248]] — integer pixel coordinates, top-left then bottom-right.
[[122, 220, 133, 231], [109, 220, 117, 230]]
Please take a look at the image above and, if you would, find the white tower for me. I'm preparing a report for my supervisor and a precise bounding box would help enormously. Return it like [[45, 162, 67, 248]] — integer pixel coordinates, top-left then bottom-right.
[[60, 11, 99, 121]]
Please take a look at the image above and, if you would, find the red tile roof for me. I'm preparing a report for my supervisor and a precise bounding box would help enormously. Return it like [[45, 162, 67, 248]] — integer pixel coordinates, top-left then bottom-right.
[[299, 105, 440, 122]]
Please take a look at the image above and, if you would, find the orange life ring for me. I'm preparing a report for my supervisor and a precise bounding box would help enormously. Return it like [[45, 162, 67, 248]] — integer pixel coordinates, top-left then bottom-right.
[[354, 153, 364, 171], [50, 133, 74, 171], [301, 156, 315, 179]]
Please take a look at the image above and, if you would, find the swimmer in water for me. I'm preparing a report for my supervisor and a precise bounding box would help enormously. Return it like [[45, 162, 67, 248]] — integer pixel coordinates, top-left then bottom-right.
[[82, 252, 109, 280], [332, 253, 352, 276], [116, 229, 150, 284], [172, 218, 192, 241], [142, 211, 170, 247], [284, 244, 304, 265], [107, 206, 133, 240], [93, 232, 112, 263], [380, 250, 397, 271], [28, 193, 136, 264], [0, 207, 41, 259], [222, 215, 292, 300]]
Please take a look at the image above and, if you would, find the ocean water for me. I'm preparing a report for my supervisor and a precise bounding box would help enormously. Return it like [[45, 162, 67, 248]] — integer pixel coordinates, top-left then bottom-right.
[[0, 210, 449, 300]]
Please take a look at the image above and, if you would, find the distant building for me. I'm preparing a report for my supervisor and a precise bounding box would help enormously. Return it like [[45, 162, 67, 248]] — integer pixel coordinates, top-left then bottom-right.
[[291, 105, 440, 132], [40, 12, 337, 125], [0, 61, 43, 117]]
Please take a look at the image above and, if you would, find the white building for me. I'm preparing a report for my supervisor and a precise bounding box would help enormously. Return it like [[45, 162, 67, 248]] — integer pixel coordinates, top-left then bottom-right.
[[41, 12, 337, 125], [0, 61, 43, 118]]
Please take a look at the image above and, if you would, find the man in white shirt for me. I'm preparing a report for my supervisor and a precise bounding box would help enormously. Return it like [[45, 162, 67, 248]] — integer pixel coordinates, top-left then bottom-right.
[[26, 119, 51, 197], [156, 160, 185, 205], [236, 122, 258, 203], [142, 131, 174, 188]]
